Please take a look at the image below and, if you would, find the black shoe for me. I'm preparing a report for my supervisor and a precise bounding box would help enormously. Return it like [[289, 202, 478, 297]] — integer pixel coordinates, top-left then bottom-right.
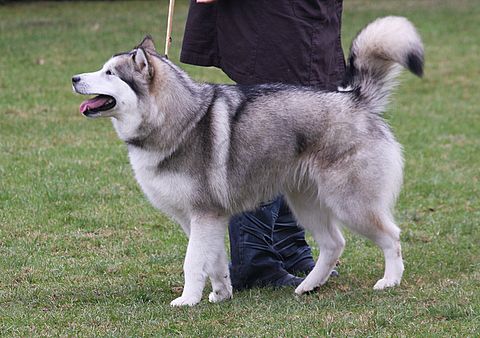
[[269, 273, 304, 289]]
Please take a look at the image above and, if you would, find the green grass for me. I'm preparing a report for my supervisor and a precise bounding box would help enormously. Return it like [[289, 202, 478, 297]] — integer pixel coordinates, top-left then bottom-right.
[[0, 0, 479, 336]]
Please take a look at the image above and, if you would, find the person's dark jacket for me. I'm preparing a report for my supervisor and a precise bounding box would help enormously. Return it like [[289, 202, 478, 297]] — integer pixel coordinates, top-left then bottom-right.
[[181, 0, 345, 89]]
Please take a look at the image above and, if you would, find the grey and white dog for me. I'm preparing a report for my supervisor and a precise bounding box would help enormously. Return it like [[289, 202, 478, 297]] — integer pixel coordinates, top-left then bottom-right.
[[72, 16, 424, 306]]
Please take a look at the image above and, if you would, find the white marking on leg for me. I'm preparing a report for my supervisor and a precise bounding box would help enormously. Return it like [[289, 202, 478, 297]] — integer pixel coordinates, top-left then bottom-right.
[[170, 213, 230, 306], [373, 221, 404, 289]]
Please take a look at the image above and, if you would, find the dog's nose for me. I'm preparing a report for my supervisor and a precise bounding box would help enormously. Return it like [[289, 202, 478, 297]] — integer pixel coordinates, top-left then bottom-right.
[[72, 76, 81, 84]]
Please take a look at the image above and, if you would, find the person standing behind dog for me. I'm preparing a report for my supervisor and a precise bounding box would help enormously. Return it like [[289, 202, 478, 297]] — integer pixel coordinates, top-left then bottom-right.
[[181, 0, 346, 290]]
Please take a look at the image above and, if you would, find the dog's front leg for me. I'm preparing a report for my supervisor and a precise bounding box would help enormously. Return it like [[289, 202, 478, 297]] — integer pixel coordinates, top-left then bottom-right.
[[170, 213, 231, 306]]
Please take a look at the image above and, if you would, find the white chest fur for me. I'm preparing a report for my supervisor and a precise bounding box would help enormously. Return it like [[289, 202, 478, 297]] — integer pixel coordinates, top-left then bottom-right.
[[127, 147, 195, 227]]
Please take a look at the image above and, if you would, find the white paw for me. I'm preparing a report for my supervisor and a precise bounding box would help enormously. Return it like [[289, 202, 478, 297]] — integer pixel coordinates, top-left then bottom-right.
[[208, 289, 233, 303], [373, 278, 400, 290], [294, 280, 318, 295], [170, 295, 201, 307]]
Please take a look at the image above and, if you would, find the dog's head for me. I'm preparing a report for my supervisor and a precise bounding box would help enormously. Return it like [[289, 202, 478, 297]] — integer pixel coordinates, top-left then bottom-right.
[[72, 35, 166, 119]]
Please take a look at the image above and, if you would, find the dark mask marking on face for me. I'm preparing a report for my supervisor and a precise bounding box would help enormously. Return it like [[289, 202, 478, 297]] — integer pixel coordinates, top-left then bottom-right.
[[114, 61, 146, 97]]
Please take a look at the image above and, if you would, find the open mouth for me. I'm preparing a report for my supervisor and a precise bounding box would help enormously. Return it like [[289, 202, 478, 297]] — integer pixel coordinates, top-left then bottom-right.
[[79, 95, 116, 117]]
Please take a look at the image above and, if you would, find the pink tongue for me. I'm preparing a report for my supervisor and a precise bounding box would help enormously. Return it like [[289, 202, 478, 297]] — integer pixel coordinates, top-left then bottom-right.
[[79, 95, 110, 114]]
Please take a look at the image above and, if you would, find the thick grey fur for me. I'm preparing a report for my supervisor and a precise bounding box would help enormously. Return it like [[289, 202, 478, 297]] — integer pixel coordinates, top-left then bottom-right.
[[73, 16, 424, 306]]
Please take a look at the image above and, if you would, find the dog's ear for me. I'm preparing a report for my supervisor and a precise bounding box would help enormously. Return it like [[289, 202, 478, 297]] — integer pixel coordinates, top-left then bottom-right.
[[133, 48, 154, 79], [138, 35, 156, 51]]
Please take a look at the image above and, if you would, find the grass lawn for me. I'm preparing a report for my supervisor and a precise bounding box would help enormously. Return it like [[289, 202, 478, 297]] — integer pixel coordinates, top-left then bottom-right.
[[0, 0, 479, 336]]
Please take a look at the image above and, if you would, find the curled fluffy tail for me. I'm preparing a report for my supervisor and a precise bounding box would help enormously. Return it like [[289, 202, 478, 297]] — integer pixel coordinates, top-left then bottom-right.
[[340, 16, 424, 114]]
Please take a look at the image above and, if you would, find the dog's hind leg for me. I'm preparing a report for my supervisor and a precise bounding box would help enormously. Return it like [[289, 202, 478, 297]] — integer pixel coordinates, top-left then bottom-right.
[[336, 208, 404, 290], [364, 213, 404, 290], [296, 213, 345, 295], [170, 213, 231, 306], [285, 192, 345, 295]]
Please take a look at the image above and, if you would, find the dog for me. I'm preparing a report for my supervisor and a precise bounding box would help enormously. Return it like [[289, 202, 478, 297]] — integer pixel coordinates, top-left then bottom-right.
[[72, 16, 424, 306]]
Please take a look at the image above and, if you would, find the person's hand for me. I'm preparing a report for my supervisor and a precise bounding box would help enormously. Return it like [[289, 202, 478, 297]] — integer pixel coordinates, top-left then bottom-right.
[[196, 0, 216, 3]]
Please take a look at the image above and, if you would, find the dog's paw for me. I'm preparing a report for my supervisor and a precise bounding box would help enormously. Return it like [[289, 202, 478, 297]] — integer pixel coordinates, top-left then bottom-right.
[[373, 278, 400, 290], [294, 280, 319, 295], [208, 289, 233, 303], [170, 295, 201, 307]]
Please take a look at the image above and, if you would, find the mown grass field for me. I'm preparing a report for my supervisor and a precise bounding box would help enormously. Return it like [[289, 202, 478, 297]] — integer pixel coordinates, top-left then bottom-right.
[[0, 0, 479, 336]]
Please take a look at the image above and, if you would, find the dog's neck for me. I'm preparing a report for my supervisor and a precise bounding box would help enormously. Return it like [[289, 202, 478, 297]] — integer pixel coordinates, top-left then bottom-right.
[[112, 81, 213, 159]]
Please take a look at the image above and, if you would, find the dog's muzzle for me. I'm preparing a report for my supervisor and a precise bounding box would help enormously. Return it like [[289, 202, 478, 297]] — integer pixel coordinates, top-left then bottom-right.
[[72, 76, 116, 117]]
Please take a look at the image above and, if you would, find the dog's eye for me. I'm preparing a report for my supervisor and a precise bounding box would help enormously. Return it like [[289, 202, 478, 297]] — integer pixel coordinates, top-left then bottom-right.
[[106, 70, 113, 75]]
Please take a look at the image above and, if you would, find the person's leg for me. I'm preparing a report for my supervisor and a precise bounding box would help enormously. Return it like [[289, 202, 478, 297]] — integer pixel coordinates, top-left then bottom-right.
[[229, 197, 303, 290], [273, 197, 315, 275]]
